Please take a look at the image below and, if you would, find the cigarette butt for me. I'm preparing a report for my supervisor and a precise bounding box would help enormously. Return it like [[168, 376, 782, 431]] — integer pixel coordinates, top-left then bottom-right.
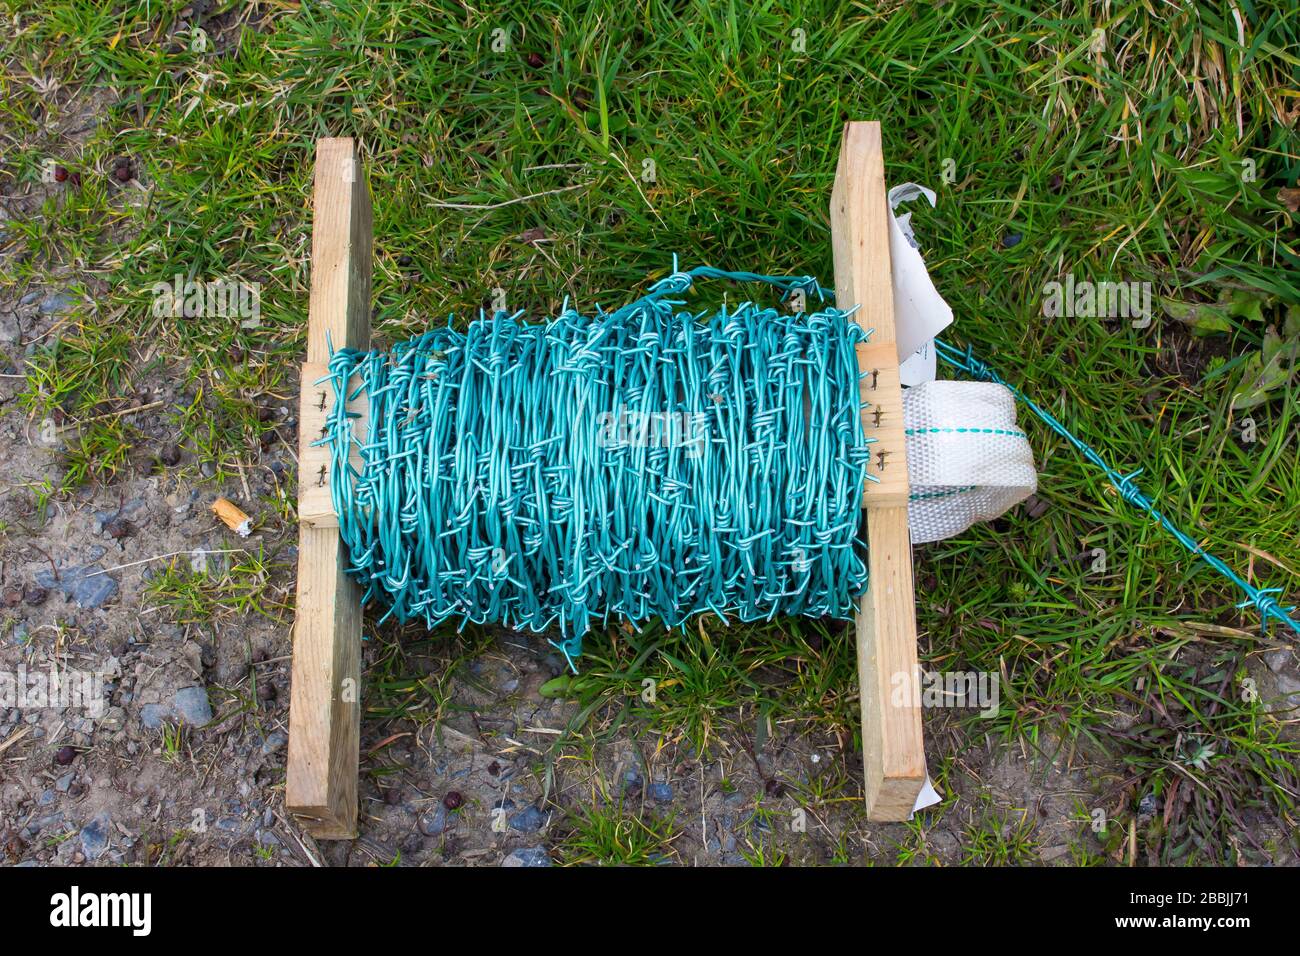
[[212, 497, 252, 537]]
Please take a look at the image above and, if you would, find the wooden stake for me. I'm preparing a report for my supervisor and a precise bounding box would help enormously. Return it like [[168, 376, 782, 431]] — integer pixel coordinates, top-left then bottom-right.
[[831, 121, 927, 821], [286, 138, 372, 839]]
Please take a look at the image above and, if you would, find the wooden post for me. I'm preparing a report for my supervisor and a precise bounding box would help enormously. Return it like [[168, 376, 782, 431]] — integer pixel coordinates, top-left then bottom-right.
[[831, 121, 927, 821], [286, 138, 372, 839]]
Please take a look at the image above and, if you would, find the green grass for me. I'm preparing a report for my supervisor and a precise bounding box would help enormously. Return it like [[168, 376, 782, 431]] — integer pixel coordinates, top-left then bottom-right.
[[159, 721, 186, 762], [555, 799, 680, 865], [144, 548, 287, 623], [959, 799, 1040, 866], [2, 0, 1297, 865]]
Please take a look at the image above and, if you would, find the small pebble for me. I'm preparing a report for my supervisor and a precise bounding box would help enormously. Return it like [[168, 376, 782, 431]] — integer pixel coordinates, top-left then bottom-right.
[[647, 782, 673, 803], [1001, 232, 1023, 249], [80, 812, 111, 861], [501, 847, 551, 867], [140, 703, 169, 730], [159, 443, 182, 465], [1264, 649, 1290, 674], [418, 804, 448, 836], [624, 775, 643, 797], [53, 745, 76, 766], [172, 686, 213, 726], [508, 805, 549, 832]]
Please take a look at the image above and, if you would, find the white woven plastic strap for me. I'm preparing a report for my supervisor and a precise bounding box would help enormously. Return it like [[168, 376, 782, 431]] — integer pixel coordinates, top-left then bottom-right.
[[902, 381, 1038, 544]]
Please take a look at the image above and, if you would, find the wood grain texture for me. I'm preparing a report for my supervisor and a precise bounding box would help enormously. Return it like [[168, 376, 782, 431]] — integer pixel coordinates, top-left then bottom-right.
[[285, 521, 362, 838], [286, 138, 371, 840], [831, 121, 927, 821], [306, 140, 372, 364], [298, 364, 370, 529], [296, 362, 336, 528], [857, 505, 926, 819], [832, 123, 908, 509]]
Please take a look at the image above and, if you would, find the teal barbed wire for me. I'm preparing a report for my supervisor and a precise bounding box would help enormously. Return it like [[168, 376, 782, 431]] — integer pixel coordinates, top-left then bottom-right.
[[318, 262, 1299, 671], [934, 339, 1300, 636], [318, 264, 874, 671]]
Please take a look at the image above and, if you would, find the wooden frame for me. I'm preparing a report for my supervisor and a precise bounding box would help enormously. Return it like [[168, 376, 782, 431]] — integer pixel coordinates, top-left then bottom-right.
[[286, 138, 371, 839], [831, 121, 927, 820], [287, 124, 926, 839]]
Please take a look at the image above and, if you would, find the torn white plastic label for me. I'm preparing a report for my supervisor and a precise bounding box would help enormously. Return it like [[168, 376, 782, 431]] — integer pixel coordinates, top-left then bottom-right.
[[888, 182, 953, 386], [899, 340, 936, 386], [911, 775, 942, 817]]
